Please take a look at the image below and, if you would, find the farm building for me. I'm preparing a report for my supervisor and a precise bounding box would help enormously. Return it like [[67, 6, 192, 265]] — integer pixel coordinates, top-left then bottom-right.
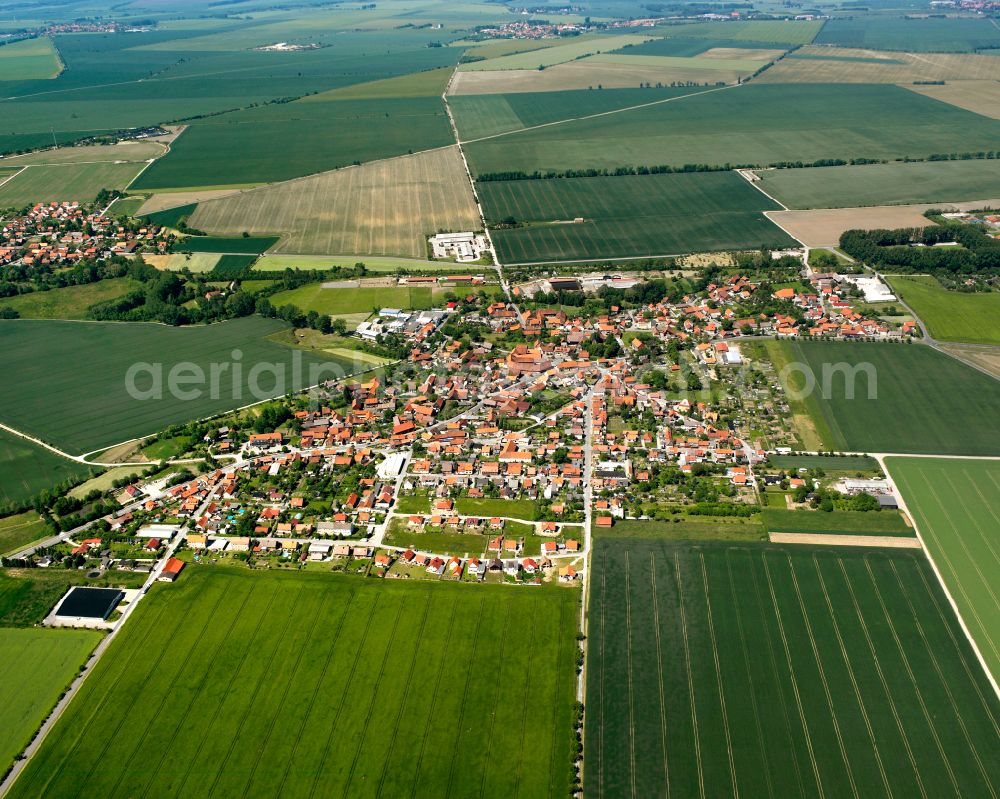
[[52, 587, 124, 623]]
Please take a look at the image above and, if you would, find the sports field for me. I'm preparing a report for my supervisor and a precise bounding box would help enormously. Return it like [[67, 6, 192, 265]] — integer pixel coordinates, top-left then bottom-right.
[[0, 317, 359, 455], [0, 162, 145, 207], [774, 340, 1000, 456], [0, 279, 140, 319], [758, 46, 1000, 83], [756, 160, 1000, 209], [463, 84, 1000, 176], [888, 275, 1000, 345], [585, 539, 1000, 798], [0, 428, 95, 506], [479, 172, 794, 263], [8, 566, 579, 798], [814, 16, 1000, 52], [0, 628, 101, 775], [189, 147, 481, 259], [0, 37, 62, 80], [887, 457, 1000, 682]]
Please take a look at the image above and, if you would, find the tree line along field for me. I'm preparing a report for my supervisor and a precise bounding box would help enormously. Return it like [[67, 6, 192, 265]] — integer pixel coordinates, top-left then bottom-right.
[[462, 84, 1000, 177], [585, 539, 1000, 798], [756, 160, 1000, 210], [479, 171, 795, 263], [0, 162, 146, 208], [814, 16, 1000, 52], [188, 147, 481, 260], [0, 627, 102, 776], [887, 457, 1000, 683], [775, 340, 1000, 456], [0, 317, 361, 456], [887, 275, 1000, 346], [0, 428, 96, 506], [8, 565, 580, 799]]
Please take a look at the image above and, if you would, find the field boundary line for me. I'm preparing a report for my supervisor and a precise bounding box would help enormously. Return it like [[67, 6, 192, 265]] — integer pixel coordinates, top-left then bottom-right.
[[511, 605, 538, 799], [885, 456, 1000, 695], [736, 168, 790, 210], [341, 597, 409, 797], [673, 552, 705, 799], [623, 551, 638, 799], [863, 557, 961, 794], [0, 166, 25, 189], [649, 553, 671, 798], [698, 553, 740, 799], [810, 555, 892, 797], [477, 599, 514, 799], [889, 560, 998, 797], [597, 553, 607, 798], [760, 552, 824, 799], [549, 594, 576, 799], [443, 595, 488, 799], [837, 558, 928, 799]]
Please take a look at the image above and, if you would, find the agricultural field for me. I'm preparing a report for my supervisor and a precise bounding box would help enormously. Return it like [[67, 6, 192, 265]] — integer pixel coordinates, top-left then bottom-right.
[[0, 36, 62, 80], [767, 454, 879, 472], [457, 34, 652, 71], [756, 160, 1000, 209], [479, 171, 794, 263], [463, 84, 1000, 176], [650, 19, 824, 45], [188, 147, 480, 259], [0, 628, 101, 775], [761, 508, 914, 537], [814, 16, 1000, 52], [0, 317, 359, 455], [7, 565, 580, 799], [0, 428, 95, 507], [585, 539, 1000, 798], [0, 512, 48, 556], [0, 279, 140, 319], [0, 140, 165, 166], [593, 516, 766, 542], [254, 254, 461, 273], [758, 46, 1000, 83], [610, 37, 786, 58], [888, 276, 1000, 345], [176, 236, 278, 254], [269, 284, 437, 317], [773, 339, 1000, 456], [905, 80, 1000, 120], [0, 162, 145, 207], [147, 253, 221, 273], [887, 457, 1000, 681]]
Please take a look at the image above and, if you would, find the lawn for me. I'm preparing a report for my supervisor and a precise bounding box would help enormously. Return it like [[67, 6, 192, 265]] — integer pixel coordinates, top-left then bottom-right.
[[384, 527, 491, 557], [8, 565, 580, 798], [0, 512, 48, 556], [454, 496, 540, 521], [189, 147, 481, 259], [757, 160, 1000, 210], [886, 457, 1000, 682], [0, 317, 362, 455], [585, 538, 1000, 797], [594, 515, 766, 541], [463, 84, 1000, 176], [768, 454, 879, 472], [888, 275, 1000, 345], [0, 429, 96, 508], [0, 628, 101, 775], [480, 171, 794, 263], [762, 507, 913, 536], [774, 340, 1000, 456], [0, 162, 145, 207], [0, 279, 140, 319], [0, 36, 62, 80], [269, 284, 436, 316], [814, 16, 1000, 52]]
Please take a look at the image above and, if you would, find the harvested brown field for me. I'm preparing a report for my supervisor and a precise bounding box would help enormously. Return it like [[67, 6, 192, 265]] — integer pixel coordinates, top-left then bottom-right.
[[758, 46, 1000, 83], [448, 59, 737, 95], [136, 188, 244, 215], [188, 147, 480, 258], [904, 79, 1000, 119], [767, 199, 1000, 247], [768, 532, 923, 548], [939, 343, 1000, 379]]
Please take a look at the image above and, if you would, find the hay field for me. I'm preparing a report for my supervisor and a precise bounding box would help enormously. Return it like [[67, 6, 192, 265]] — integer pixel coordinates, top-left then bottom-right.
[[136, 188, 243, 215], [905, 80, 1000, 119], [888, 275, 1000, 345], [758, 46, 1000, 83], [767, 199, 1000, 247], [0, 162, 146, 207], [189, 147, 480, 259]]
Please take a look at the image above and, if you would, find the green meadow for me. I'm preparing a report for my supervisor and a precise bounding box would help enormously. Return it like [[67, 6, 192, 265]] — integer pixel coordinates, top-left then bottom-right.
[[888, 276, 1000, 345]]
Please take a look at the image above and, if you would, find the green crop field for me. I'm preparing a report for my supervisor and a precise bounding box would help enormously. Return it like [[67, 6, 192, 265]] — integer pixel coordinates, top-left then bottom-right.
[[8, 565, 580, 798], [762, 507, 913, 536], [888, 275, 1000, 345], [815, 16, 1000, 52], [585, 538, 1000, 798], [610, 37, 787, 57], [0, 162, 145, 207], [270, 284, 437, 316], [653, 19, 824, 45], [189, 147, 481, 259], [0, 37, 62, 80], [0, 317, 361, 455], [887, 457, 1000, 682], [0, 279, 140, 320], [177, 236, 278, 254], [0, 429, 95, 507], [0, 512, 48, 555], [458, 34, 652, 71], [463, 84, 1000, 176], [774, 340, 1000, 456], [480, 171, 795, 263], [757, 160, 1000, 210], [0, 628, 101, 775], [768, 454, 879, 472], [451, 86, 701, 141]]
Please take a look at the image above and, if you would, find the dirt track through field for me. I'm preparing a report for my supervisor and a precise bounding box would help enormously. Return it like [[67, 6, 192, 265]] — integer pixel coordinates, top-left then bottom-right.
[[769, 532, 923, 548]]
